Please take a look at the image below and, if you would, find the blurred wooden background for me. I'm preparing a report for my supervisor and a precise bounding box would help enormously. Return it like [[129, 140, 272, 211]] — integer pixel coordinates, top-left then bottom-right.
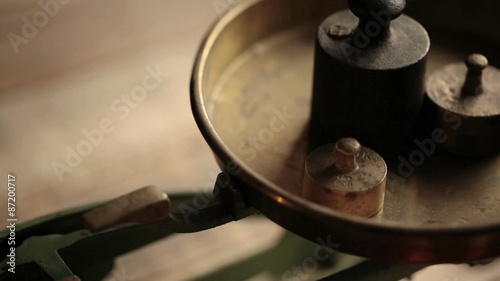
[[0, 0, 498, 280], [0, 0, 285, 280]]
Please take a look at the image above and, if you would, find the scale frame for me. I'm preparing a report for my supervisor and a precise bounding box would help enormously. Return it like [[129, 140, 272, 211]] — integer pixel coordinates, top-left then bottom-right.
[[191, 0, 500, 264]]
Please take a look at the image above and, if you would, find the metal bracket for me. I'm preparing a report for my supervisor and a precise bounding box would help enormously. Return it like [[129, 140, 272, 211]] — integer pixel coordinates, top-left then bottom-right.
[[0, 185, 254, 280], [214, 172, 256, 221]]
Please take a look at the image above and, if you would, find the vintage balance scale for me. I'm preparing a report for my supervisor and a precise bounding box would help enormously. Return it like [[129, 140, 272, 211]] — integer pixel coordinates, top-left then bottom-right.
[[1, 0, 499, 280]]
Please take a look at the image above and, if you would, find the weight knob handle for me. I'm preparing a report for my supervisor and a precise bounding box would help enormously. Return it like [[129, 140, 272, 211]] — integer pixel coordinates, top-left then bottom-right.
[[348, 0, 406, 40]]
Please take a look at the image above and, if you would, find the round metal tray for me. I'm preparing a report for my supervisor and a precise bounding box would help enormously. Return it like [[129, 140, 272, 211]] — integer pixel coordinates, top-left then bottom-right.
[[191, 0, 500, 263]]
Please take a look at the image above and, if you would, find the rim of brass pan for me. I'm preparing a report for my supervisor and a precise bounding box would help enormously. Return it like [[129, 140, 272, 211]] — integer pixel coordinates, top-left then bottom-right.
[[190, 0, 500, 263]]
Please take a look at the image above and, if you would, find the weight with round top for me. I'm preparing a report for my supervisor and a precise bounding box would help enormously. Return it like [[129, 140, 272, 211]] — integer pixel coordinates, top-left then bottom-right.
[[426, 53, 500, 157], [303, 138, 387, 217]]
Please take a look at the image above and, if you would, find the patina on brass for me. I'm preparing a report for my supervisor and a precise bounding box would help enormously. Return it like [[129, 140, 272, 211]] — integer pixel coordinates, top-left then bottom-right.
[[426, 53, 500, 157], [303, 138, 387, 217], [191, 0, 500, 263]]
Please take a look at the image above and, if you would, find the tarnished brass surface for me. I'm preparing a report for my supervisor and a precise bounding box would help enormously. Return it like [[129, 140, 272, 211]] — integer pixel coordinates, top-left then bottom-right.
[[191, 0, 500, 263], [303, 139, 387, 218]]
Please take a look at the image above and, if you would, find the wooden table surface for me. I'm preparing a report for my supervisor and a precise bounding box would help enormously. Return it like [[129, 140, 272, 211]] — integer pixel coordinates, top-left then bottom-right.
[[0, 0, 499, 280], [0, 0, 226, 211], [0, 0, 285, 280]]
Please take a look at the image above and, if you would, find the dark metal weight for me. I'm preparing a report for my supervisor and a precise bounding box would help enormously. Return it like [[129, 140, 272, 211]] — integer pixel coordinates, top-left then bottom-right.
[[426, 54, 500, 157], [310, 0, 430, 158]]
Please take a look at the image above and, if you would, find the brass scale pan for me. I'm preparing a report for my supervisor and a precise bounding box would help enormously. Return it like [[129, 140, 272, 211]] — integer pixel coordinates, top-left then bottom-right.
[[191, 0, 500, 264]]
